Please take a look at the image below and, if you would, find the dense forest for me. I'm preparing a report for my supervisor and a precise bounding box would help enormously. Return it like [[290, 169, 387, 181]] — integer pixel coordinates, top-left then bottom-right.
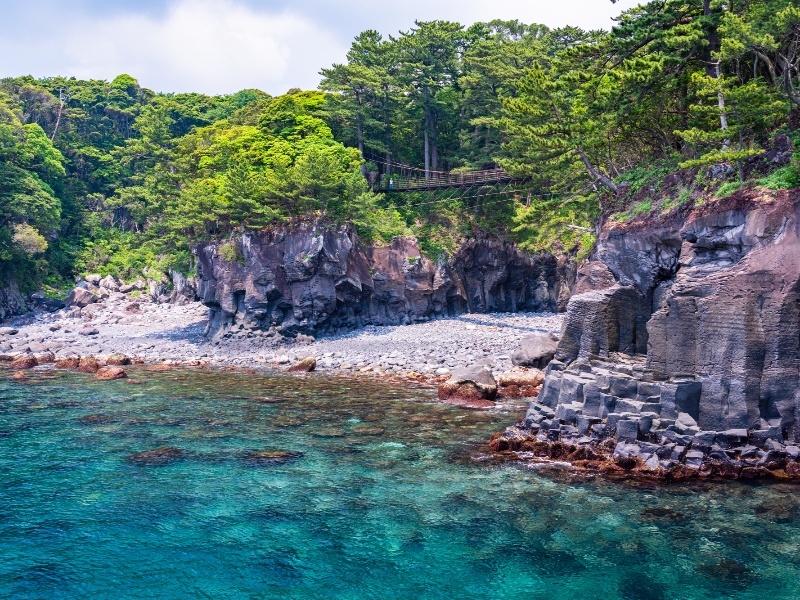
[[1, 0, 799, 297]]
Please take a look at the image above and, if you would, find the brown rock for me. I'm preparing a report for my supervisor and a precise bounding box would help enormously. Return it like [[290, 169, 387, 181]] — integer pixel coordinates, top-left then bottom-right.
[[438, 366, 498, 408], [34, 351, 55, 364], [12, 371, 27, 380], [55, 355, 81, 370], [146, 364, 172, 372], [127, 447, 184, 465], [10, 354, 38, 370], [96, 366, 127, 380], [77, 356, 100, 373], [497, 367, 545, 398], [288, 357, 316, 372], [106, 353, 131, 366], [240, 450, 304, 465]]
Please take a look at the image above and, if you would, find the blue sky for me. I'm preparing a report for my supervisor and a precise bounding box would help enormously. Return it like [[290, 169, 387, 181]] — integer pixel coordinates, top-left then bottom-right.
[[1, 0, 640, 95]]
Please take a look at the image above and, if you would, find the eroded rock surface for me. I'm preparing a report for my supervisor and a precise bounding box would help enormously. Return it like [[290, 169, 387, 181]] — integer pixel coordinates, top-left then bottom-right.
[[496, 189, 800, 479], [195, 221, 574, 340]]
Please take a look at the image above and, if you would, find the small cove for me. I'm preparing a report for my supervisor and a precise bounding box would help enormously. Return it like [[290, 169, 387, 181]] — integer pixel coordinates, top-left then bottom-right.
[[1, 368, 799, 600]]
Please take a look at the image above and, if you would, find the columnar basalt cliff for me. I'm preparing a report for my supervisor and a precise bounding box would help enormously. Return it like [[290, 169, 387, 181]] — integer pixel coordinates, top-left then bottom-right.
[[195, 222, 575, 339], [492, 188, 800, 479]]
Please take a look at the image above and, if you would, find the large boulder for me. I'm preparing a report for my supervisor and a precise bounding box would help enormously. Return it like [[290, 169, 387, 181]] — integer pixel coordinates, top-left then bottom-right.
[[99, 275, 120, 291], [66, 287, 97, 308], [77, 356, 100, 374], [55, 354, 81, 370], [96, 367, 127, 380], [106, 353, 131, 366], [438, 366, 498, 408], [9, 353, 37, 370], [287, 357, 316, 372], [511, 333, 559, 369], [497, 367, 545, 398]]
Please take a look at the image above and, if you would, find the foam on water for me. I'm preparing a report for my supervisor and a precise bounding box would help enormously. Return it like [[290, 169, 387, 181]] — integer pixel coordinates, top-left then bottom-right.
[[1, 368, 799, 599]]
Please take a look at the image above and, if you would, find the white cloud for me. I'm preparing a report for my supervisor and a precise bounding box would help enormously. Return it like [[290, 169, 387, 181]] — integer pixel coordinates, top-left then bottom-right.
[[0, 0, 644, 95], [3, 0, 347, 95]]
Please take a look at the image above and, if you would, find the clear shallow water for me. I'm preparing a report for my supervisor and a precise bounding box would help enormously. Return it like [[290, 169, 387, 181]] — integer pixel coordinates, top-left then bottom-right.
[[1, 369, 800, 600]]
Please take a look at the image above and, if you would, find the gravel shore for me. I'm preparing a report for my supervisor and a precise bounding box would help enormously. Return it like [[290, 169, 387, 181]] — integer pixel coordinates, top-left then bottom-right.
[[0, 295, 562, 379]]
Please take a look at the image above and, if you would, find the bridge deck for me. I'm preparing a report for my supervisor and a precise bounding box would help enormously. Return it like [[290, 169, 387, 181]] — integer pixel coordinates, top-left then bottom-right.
[[381, 168, 522, 191]]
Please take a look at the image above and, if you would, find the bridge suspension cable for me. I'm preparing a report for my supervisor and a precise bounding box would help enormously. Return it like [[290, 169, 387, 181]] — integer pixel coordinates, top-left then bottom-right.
[[369, 158, 527, 192]]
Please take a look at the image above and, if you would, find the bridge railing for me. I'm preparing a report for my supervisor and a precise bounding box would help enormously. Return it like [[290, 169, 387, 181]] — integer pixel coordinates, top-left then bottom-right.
[[379, 168, 515, 191]]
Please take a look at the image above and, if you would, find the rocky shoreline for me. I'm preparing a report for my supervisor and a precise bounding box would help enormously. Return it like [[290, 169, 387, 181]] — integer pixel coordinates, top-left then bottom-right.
[[0, 277, 562, 390]]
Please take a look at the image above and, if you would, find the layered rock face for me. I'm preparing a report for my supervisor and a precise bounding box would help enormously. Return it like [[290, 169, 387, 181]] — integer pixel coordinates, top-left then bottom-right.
[[195, 221, 574, 339], [505, 189, 800, 476]]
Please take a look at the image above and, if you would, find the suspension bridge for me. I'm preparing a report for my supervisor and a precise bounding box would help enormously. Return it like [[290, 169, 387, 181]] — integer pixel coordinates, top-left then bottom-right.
[[368, 160, 533, 209], [377, 164, 527, 192]]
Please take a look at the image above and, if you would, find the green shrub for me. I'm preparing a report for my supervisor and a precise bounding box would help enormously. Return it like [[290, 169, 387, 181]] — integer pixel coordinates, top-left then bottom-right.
[[218, 241, 243, 264], [716, 181, 742, 198], [576, 232, 596, 262], [758, 165, 800, 190]]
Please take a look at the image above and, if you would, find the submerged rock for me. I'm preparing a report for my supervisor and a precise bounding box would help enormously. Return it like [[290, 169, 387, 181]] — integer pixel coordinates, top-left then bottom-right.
[[127, 447, 185, 465], [240, 450, 304, 465]]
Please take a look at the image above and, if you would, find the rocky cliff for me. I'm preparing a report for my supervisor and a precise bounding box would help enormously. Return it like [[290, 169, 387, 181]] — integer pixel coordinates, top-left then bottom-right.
[[195, 221, 575, 340], [492, 188, 800, 479]]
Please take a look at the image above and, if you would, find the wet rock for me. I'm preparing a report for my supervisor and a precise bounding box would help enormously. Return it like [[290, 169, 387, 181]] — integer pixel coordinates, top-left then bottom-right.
[[106, 354, 131, 366], [351, 426, 385, 436], [77, 357, 100, 374], [146, 364, 172, 372], [240, 450, 304, 465], [96, 367, 127, 380], [34, 351, 55, 364], [287, 357, 316, 373], [9, 354, 37, 370], [79, 414, 115, 425], [438, 366, 497, 407], [127, 447, 185, 465], [312, 429, 347, 437], [12, 371, 27, 380], [55, 355, 81, 370], [497, 367, 545, 398], [511, 333, 559, 369]]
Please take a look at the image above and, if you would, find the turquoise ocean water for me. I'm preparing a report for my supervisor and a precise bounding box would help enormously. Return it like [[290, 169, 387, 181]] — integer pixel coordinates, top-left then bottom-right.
[[1, 368, 799, 600]]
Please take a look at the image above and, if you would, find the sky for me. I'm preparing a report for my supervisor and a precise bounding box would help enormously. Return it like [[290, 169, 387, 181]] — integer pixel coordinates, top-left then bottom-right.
[[0, 0, 641, 96]]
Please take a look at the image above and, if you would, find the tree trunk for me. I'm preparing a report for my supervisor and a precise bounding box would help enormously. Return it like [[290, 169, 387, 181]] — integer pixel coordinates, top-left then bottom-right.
[[51, 88, 67, 142], [576, 146, 618, 193], [431, 109, 438, 171], [384, 103, 391, 177], [356, 112, 366, 177], [424, 100, 431, 181]]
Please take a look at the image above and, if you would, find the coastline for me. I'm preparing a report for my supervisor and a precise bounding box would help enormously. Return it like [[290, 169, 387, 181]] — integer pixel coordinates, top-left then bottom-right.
[[0, 295, 562, 384]]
